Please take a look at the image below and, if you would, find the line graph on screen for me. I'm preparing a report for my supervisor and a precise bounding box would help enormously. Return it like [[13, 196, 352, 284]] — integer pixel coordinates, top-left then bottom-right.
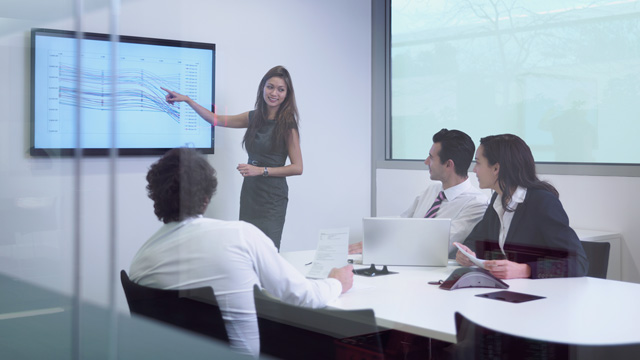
[[47, 51, 202, 135], [31, 28, 215, 155]]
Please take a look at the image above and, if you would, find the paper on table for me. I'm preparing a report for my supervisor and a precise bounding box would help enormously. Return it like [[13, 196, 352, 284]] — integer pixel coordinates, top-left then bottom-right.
[[455, 243, 486, 269], [306, 228, 350, 279]]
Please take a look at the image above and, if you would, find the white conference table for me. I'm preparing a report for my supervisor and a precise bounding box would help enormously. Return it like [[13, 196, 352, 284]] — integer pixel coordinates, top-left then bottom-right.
[[281, 250, 640, 345]]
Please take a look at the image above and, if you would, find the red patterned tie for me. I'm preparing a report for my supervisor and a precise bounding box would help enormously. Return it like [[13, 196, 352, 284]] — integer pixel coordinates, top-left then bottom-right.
[[425, 191, 446, 218]]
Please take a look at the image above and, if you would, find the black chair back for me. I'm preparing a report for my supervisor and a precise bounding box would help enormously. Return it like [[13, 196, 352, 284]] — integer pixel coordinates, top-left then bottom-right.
[[581, 241, 610, 279], [454, 311, 568, 359], [454, 312, 640, 360], [120, 270, 229, 343], [253, 285, 384, 360]]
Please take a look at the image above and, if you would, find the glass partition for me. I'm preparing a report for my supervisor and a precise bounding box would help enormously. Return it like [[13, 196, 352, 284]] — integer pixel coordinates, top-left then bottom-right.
[[0, 1, 234, 358]]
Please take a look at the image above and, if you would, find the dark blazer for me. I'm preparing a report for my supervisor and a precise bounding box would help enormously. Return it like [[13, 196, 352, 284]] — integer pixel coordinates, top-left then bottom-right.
[[463, 188, 589, 279]]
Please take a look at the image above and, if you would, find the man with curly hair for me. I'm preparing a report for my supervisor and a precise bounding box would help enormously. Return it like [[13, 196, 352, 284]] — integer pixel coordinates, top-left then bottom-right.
[[129, 147, 353, 358]]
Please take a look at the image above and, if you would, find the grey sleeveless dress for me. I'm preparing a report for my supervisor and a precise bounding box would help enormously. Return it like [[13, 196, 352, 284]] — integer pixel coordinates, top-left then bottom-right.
[[239, 111, 289, 250]]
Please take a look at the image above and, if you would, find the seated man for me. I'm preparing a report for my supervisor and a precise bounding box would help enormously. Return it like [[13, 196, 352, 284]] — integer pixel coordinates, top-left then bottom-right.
[[349, 129, 488, 258], [129, 148, 353, 358]]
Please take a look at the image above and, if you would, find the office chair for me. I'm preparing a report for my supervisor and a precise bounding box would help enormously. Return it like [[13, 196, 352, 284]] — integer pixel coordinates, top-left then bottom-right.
[[580, 241, 610, 279], [253, 285, 386, 360], [120, 270, 229, 343], [454, 312, 640, 360]]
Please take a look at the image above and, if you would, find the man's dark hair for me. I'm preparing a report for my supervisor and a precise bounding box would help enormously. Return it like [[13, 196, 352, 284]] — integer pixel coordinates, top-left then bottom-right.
[[432, 129, 475, 177], [146, 147, 217, 224]]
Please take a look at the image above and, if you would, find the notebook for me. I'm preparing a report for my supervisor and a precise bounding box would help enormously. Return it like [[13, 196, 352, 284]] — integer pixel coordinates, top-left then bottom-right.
[[362, 217, 450, 267]]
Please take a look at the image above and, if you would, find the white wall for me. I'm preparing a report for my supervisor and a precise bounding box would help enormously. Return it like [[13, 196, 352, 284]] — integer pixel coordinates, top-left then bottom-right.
[[376, 169, 640, 283], [0, 0, 372, 310]]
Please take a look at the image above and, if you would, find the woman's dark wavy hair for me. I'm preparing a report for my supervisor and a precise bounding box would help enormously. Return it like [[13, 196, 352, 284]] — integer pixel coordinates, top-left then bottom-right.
[[243, 65, 300, 153], [146, 147, 217, 223], [480, 134, 558, 211]]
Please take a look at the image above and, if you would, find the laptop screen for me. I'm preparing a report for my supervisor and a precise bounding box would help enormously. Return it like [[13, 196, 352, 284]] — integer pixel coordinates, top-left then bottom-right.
[[362, 217, 450, 266]]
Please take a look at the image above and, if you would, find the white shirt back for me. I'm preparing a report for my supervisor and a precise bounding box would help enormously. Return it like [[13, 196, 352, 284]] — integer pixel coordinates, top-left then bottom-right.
[[129, 217, 341, 358]]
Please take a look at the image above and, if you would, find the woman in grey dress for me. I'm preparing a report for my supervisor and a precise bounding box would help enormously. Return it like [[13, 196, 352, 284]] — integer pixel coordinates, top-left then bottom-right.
[[162, 66, 302, 250]]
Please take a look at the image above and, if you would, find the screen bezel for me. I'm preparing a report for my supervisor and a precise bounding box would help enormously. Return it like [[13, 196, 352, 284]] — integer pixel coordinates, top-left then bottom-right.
[[30, 28, 215, 157]]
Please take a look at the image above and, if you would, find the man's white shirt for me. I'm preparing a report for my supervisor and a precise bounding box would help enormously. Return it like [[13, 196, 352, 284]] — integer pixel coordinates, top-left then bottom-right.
[[401, 179, 488, 254], [129, 217, 341, 358]]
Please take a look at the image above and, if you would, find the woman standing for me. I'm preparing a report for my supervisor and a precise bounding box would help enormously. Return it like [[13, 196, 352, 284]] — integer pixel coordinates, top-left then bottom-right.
[[162, 66, 302, 250], [455, 134, 588, 279]]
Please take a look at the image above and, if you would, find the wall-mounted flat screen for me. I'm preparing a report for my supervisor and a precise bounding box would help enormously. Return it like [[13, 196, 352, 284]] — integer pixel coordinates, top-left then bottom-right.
[[31, 28, 215, 156]]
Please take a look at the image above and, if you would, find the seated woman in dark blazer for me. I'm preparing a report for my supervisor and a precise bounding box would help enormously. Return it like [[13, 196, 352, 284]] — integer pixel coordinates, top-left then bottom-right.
[[455, 134, 588, 279]]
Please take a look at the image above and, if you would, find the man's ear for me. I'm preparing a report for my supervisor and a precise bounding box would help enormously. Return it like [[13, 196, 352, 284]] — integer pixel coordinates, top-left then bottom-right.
[[445, 159, 455, 169], [201, 198, 211, 213]]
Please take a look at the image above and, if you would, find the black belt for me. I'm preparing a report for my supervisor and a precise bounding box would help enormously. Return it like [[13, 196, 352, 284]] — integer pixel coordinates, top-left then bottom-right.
[[248, 159, 282, 167]]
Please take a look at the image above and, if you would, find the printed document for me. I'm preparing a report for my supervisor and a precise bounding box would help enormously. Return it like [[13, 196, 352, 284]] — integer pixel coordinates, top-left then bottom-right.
[[306, 228, 349, 279], [455, 242, 486, 269]]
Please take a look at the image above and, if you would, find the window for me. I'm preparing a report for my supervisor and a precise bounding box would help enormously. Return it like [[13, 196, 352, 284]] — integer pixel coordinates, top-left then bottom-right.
[[375, 0, 640, 175]]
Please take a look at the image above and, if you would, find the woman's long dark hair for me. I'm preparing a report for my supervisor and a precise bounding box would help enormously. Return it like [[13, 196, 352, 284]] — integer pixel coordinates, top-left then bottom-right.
[[243, 66, 299, 153], [480, 134, 558, 211]]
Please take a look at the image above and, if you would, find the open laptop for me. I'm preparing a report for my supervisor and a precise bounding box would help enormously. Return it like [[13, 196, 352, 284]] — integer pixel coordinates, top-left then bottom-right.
[[362, 217, 450, 266]]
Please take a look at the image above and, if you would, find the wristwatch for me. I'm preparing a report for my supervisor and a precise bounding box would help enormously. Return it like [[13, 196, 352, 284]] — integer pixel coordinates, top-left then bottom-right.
[[263, 167, 269, 177]]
